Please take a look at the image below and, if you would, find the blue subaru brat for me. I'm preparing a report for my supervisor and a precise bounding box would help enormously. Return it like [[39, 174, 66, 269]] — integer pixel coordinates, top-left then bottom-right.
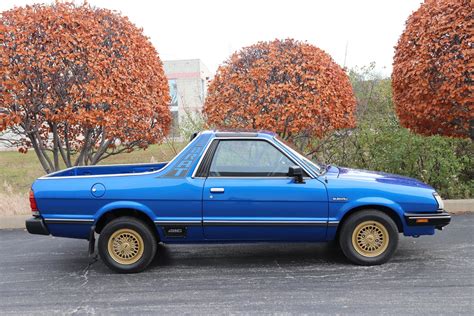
[[26, 130, 451, 273]]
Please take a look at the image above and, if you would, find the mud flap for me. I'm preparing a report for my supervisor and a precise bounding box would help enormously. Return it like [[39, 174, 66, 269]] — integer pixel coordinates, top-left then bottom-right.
[[88, 225, 96, 257]]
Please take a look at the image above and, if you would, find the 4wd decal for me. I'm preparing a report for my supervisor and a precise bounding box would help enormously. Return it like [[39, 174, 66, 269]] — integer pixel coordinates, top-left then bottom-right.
[[162, 145, 203, 177], [160, 133, 210, 178]]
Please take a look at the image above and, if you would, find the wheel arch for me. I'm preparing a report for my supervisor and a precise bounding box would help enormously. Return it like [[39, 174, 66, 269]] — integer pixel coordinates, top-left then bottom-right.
[[94, 201, 158, 239], [335, 204, 404, 240]]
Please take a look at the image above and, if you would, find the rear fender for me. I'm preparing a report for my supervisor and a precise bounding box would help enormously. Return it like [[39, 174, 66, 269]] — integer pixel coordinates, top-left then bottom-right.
[[94, 201, 162, 238], [95, 201, 156, 221]]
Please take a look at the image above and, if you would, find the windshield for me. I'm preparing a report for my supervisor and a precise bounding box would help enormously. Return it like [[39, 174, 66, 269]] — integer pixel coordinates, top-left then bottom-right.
[[273, 137, 324, 175]]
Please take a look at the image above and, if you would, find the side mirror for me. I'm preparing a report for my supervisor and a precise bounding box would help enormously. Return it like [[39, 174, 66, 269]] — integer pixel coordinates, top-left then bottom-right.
[[288, 166, 305, 184]]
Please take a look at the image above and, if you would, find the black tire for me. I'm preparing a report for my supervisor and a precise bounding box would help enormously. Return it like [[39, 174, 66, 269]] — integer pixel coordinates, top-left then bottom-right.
[[339, 210, 399, 265], [98, 216, 157, 273]]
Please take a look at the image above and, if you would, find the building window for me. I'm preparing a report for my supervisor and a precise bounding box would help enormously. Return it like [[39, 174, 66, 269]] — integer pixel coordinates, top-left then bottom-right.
[[168, 79, 178, 110], [200, 79, 206, 102], [170, 111, 179, 138]]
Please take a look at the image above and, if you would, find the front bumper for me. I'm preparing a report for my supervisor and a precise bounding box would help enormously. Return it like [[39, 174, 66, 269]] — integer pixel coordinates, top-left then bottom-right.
[[404, 211, 451, 229], [25, 217, 50, 235]]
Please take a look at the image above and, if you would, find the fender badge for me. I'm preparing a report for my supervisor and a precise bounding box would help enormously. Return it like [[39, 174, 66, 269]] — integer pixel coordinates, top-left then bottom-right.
[[332, 197, 348, 201]]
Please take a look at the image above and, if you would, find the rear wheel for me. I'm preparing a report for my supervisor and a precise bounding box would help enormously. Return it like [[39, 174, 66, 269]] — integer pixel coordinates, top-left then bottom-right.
[[98, 217, 157, 273], [339, 210, 399, 265]]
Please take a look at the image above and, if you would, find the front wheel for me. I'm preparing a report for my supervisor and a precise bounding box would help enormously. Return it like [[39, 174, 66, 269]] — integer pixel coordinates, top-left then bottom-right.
[[98, 217, 157, 273], [339, 210, 399, 265]]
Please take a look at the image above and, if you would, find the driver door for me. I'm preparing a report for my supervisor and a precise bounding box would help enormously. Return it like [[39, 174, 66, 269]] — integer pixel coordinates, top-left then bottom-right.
[[202, 139, 328, 241]]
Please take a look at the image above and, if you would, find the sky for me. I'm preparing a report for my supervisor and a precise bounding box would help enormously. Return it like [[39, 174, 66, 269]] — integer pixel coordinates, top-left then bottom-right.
[[0, 0, 423, 76]]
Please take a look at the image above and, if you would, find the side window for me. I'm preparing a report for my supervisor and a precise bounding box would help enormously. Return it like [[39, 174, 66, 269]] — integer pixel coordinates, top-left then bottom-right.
[[209, 140, 294, 177]]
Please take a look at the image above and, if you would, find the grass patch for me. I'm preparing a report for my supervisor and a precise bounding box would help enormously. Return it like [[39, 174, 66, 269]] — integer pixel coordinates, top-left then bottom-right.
[[0, 182, 30, 215], [0, 142, 185, 216]]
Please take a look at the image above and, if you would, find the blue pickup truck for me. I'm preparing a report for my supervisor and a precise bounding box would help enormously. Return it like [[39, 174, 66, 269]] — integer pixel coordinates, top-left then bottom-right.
[[26, 130, 451, 273]]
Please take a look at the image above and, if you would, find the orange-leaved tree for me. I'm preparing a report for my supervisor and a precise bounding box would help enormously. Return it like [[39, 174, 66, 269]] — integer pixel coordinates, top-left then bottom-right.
[[204, 39, 356, 149], [0, 2, 171, 173], [392, 0, 472, 139]]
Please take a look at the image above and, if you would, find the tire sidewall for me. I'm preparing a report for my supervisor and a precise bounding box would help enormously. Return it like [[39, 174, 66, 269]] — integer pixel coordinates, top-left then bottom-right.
[[98, 217, 157, 273], [340, 210, 399, 265]]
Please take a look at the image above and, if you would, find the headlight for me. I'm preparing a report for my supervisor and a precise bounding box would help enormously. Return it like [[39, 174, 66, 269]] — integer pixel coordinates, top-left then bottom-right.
[[433, 192, 444, 210]]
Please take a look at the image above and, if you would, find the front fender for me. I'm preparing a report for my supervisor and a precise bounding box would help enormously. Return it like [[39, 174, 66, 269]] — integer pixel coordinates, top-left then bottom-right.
[[331, 196, 405, 221], [328, 197, 434, 238], [327, 197, 405, 240]]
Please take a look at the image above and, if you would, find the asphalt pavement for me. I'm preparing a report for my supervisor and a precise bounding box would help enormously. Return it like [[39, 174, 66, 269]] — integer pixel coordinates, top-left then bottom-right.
[[0, 215, 473, 315]]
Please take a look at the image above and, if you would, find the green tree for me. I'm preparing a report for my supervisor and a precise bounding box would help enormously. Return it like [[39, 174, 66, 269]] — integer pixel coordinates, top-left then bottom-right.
[[310, 64, 473, 199]]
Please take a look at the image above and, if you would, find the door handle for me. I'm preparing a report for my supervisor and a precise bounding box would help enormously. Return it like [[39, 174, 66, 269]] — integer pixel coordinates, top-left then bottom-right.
[[210, 188, 225, 193]]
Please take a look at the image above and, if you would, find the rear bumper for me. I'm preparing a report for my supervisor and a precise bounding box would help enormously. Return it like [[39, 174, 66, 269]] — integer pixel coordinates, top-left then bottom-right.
[[25, 217, 50, 235], [404, 211, 451, 229]]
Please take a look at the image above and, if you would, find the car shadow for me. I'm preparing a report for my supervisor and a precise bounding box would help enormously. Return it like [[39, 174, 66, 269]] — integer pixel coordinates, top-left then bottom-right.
[[149, 242, 348, 269]]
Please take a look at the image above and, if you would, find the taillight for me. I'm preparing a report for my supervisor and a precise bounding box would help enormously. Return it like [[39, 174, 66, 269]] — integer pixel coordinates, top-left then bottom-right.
[[29, 190, 39, 216]]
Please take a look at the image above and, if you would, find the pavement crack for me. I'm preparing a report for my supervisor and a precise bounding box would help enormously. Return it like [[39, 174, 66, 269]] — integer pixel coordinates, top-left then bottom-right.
[[66, 256, 99, 315], [79, 255, 98, 288]]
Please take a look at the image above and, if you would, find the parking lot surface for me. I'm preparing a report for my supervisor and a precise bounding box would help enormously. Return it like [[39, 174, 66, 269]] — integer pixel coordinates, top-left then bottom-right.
[[0, 215, 473, 315]]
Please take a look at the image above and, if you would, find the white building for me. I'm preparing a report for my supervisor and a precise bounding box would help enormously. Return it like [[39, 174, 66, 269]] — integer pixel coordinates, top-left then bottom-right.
[[163, 59, 211, 136]]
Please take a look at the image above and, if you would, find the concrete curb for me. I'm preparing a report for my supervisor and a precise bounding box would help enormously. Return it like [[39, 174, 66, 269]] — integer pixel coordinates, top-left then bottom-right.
[[0, 215, 29, 229], [1, 200, 472, 230], [444, 199, 474, 214]]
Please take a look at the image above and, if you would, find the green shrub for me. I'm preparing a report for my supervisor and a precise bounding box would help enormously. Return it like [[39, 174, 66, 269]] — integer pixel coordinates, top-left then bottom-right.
[[307, 64, 473, 199], [316, 125, 473, 199]]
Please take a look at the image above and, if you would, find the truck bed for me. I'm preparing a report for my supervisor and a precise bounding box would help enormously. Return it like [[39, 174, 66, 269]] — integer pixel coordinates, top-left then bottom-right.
[[46, 162, 168, 177]]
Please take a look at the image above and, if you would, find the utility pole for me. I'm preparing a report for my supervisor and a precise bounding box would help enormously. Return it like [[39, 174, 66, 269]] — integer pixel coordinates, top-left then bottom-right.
[[343, 41, 349, 69]]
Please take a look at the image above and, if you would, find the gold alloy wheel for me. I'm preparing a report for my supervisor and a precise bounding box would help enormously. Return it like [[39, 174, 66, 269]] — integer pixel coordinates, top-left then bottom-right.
[[107, 228, 144, 265], [351, 220, 389, 257]]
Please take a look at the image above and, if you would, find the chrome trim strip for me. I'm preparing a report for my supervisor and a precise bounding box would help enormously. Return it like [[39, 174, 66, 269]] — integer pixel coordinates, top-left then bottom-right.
[[210, 187, 225, 193], [154, 220, 202, 226], [191, 136, 315, 179], [39, 132, 202, 180], [205, 176, 312, 179], [44, 218, 332, 226], [44, 218, 94, 224], [328, 221, 340, 227], [154, 219, 332, 226], [203, 220, 328, 226], [407, 215, 451, 220]]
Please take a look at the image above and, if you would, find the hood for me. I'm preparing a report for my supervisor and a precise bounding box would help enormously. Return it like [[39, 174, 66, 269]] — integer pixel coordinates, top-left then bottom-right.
[[334, 167, 433, 189]]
